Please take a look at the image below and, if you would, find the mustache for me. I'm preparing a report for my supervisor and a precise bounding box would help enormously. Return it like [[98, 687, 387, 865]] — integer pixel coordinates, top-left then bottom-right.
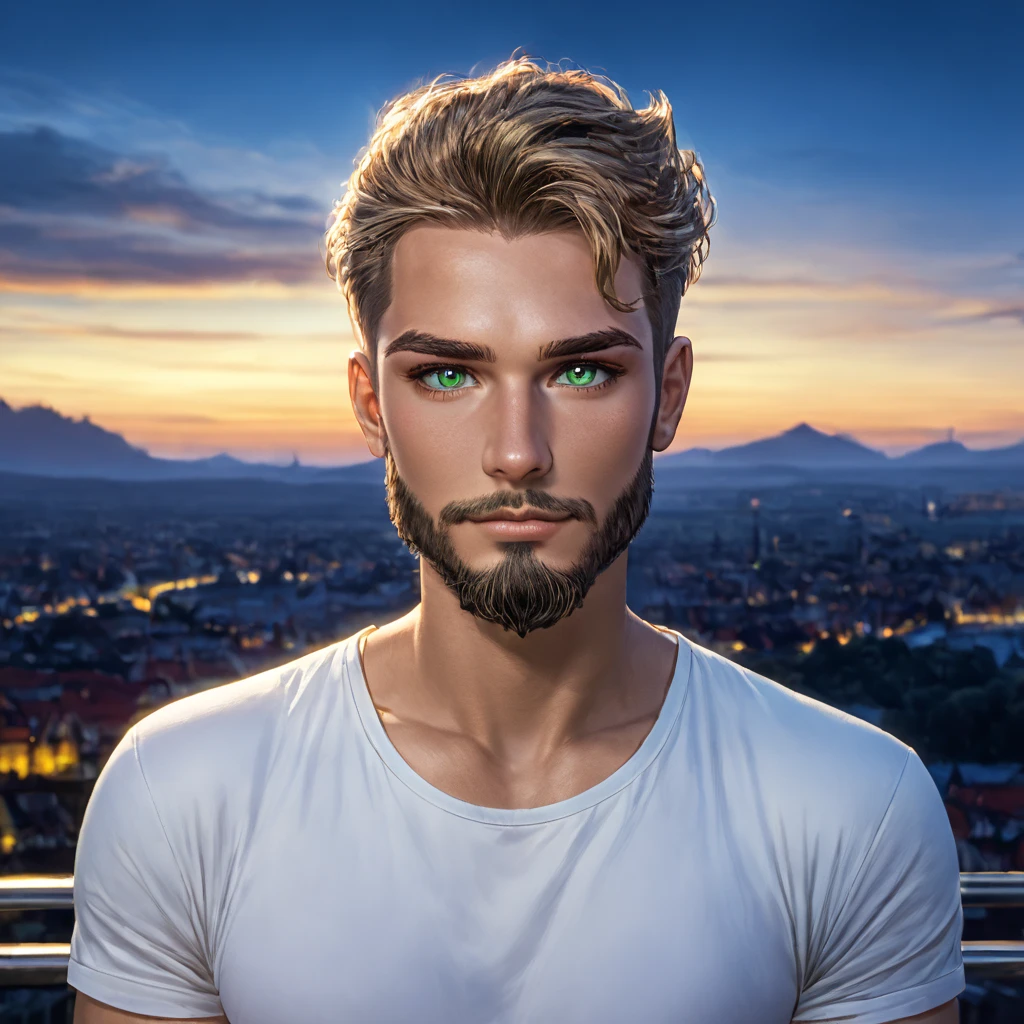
[[437, 489, 598, 529], [384, 446, 654, 636]]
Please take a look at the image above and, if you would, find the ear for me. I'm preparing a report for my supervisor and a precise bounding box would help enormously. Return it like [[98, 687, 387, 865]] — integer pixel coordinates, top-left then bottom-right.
[[650, 336, 693, 452], [348, 349, 387, 458]]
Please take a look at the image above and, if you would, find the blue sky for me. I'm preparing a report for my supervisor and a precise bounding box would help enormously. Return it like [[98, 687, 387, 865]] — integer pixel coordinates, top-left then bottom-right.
[[0, 0, 1021, 463]]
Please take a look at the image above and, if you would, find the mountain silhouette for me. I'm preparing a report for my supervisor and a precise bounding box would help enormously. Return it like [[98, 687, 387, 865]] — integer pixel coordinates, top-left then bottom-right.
[[0, 398, 152, 475], [1, 398, 1022, 482], [898, 439, 974, 466], [0, 399, 363, 482], [713, 422, 886, 466], [655, 423, 886, 469]]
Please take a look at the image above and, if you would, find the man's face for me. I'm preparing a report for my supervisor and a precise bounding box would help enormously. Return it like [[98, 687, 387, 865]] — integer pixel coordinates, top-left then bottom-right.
[[373, 226, 662, 636]]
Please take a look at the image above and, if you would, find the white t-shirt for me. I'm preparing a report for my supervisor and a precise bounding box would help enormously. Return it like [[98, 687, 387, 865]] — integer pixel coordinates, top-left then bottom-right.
[[68, 626, 964, 1024]]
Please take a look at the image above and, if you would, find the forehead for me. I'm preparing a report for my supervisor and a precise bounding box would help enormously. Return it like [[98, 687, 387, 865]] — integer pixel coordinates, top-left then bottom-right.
[[378, 225, 651, 353]]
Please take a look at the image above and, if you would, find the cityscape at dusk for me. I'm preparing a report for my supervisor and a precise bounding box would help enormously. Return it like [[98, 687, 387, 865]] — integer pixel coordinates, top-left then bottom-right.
[[1, 1, 1023, 1021]]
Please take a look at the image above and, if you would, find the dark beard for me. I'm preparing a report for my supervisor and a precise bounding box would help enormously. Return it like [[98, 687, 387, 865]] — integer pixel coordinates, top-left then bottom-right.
[[383, 445, 654, 637]]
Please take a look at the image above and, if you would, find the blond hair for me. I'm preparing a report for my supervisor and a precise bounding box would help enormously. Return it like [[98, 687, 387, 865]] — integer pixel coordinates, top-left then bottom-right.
[[325, 54, 716, 395]]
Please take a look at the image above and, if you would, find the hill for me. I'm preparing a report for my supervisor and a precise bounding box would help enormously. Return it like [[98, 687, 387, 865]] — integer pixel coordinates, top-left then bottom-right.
[[1, 397, 1021, 483]]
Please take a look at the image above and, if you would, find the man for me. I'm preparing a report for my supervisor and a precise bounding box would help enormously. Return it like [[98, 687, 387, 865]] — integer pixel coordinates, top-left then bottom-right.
[[69, 56, 963, 1023]]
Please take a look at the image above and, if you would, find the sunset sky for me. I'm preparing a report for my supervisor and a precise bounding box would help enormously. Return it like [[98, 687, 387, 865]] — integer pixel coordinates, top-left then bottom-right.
[[1, 0, 1021, 465]]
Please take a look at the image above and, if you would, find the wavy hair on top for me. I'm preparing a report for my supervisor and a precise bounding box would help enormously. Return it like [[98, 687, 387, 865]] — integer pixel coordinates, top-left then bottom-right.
[[325, 53, 717, 401]]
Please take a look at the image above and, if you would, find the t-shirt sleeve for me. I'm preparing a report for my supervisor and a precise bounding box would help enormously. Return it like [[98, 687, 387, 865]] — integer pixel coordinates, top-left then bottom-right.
[[792, 748, 965, 1024], [68, 726, 225, 1019]]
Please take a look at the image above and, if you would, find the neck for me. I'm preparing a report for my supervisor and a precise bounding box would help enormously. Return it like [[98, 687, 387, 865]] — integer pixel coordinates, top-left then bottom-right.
[[363, 553, 674, 762]]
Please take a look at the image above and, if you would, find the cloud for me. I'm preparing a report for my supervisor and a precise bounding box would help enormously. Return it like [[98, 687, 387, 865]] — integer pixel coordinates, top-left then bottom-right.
[[0, 320, 267, 342], [0, 218, 320, 287], [0, 127, 324, 234], [967, 305, 1024, 326], [693, 273, 931, 306], [0, 125, 329, 290], [0, 319, 344, 344], [0, 368, 73, 383], [116, 412, 223, 425], [0, 69, 336, 194]]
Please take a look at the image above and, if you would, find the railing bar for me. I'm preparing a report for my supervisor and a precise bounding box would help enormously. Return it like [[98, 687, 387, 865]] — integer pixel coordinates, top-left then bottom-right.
[[2, 878, 1024, 985]]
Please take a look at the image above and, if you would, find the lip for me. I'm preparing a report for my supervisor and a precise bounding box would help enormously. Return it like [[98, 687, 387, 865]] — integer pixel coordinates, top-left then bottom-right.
[[466, 514, 571, 541], [466, 509, 571, 523]]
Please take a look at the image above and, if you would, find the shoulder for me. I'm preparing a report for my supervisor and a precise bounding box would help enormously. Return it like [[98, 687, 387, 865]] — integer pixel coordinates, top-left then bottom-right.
[[124, 632, 360, 815], [684, 638, 912, 766], [78, 631, 364, 909], [134, 633, 353, 749], [680, 639, 915, 831], [678, 640, 963, 1013]]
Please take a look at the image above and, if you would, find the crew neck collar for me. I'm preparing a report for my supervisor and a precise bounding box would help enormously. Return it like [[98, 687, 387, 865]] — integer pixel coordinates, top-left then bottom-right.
[[345, 623, 693, 826]]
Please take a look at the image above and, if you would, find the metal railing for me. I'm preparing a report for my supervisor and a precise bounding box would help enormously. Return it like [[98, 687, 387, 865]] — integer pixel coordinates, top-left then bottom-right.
[[1, 874, 1024, 985], [0, 877, 74, 988]]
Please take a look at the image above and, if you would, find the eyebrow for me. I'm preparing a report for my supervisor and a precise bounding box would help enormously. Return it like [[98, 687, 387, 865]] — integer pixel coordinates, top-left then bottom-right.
[[382, 327, 643, 363]]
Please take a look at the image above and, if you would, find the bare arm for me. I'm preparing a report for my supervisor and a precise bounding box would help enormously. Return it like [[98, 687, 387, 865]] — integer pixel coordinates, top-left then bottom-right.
[[73, 992, 228, 1024], [882, 998, 959, 1024], [794, 995, 959, 1024]]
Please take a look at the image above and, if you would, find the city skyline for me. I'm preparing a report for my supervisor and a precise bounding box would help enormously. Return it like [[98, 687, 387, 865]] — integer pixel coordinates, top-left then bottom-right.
[[1, 0, 1021, 465]]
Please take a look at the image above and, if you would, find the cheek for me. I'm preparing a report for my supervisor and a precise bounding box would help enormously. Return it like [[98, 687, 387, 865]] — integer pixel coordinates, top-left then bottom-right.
[[551, 382, 652, 481], [383, 393, 472, 500]]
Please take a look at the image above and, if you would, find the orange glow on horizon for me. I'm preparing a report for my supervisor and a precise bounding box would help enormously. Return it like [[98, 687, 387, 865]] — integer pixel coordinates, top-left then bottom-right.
[[2, 248, 1023, 462]]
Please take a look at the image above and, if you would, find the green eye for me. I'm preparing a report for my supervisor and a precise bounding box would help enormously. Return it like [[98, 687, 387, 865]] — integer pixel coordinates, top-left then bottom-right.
[[556, 363, 609, 387], [422, 368, 473, 390]]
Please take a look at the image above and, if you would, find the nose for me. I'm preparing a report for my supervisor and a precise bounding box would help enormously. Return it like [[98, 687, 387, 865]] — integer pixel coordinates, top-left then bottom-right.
[[480, 378, 553, 484]]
